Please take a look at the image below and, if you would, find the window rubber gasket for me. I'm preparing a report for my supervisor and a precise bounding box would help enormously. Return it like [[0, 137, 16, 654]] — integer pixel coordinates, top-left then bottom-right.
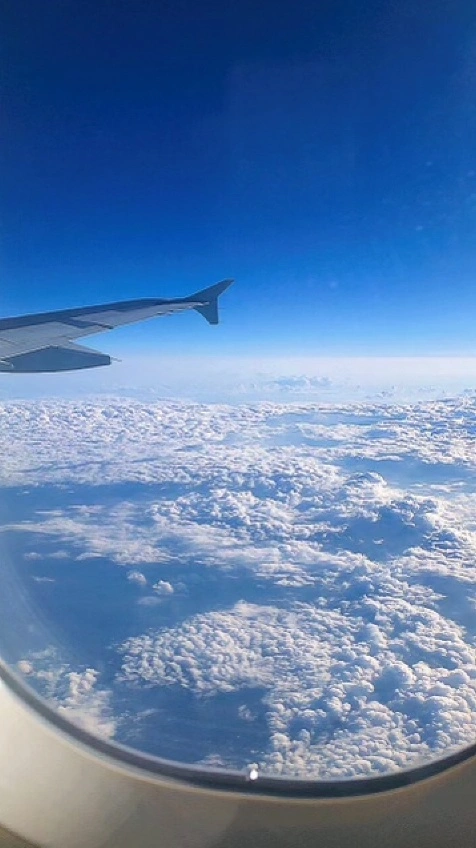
[[0, 657, 475, 799]]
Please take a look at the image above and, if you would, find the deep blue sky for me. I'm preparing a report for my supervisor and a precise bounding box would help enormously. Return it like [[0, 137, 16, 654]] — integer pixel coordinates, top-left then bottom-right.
[[2, 0, 476, 355]]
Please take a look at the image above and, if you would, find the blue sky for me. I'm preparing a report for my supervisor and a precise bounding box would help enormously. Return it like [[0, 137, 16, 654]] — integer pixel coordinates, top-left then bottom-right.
[[2, 0, 476, 357]]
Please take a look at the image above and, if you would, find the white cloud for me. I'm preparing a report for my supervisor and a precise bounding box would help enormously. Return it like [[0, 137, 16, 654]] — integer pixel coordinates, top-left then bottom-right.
[[127, 570, 147, 585], [152, 580, 174, 595], [2, 396, 476, 777], [119, 599, 476, 778], [244, 374, 337, 397], [15, 650, 116, 740]]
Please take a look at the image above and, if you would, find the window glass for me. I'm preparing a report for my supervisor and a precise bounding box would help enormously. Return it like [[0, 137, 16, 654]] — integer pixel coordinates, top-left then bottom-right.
[[1, 0, 476, 782]]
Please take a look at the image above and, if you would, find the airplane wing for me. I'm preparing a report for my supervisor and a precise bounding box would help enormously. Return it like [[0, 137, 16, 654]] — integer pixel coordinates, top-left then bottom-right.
[[0, 279, 233, 373]]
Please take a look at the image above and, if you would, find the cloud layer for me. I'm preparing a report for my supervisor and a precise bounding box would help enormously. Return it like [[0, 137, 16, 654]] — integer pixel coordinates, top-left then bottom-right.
[[1, 397, 476, 778]]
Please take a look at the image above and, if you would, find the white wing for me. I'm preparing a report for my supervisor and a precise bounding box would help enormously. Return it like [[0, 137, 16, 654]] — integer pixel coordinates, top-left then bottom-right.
[[0, 280, 233, 373]]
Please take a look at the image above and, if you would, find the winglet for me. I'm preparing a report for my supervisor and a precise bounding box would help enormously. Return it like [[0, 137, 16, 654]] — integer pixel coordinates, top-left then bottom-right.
[[188, 279, 234, 325]]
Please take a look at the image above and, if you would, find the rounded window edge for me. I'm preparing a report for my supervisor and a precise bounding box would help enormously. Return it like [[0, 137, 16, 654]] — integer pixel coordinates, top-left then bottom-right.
[[1, 658, 475, 800]]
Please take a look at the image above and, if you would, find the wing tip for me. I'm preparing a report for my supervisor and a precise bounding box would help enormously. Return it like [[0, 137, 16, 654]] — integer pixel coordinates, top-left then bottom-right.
[[191, 279, 234, 325]]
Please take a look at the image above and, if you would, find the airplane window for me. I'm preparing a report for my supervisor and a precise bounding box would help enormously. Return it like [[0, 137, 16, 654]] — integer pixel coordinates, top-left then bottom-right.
[[2, 0, 476, 798]]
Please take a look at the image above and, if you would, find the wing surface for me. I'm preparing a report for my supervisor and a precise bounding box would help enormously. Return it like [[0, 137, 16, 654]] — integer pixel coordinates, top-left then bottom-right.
[[0, 280, 233, 373]]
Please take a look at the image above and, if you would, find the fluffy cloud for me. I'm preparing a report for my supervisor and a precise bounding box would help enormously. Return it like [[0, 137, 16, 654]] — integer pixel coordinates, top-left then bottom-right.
[[1, 397, 476, 778], [127, 570, 147, 585], [16, 649, 116, 740], [152, 580, 174, 595], [120, 598, 476, 778]]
